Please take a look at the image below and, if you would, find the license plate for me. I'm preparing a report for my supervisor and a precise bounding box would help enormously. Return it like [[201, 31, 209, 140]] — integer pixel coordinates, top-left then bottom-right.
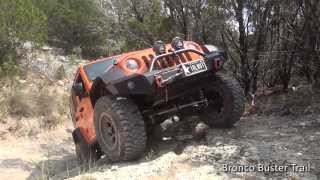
[[182, 60, 207, 76]]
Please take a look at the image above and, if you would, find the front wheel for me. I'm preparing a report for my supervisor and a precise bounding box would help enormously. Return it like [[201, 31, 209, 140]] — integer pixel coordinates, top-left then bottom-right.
[[94, 96, 147, 162], [200, 74, 245, 128]]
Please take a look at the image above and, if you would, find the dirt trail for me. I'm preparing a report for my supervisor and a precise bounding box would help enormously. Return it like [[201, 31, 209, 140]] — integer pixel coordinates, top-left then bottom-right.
[[1, 112, 320, 180], [0, 122, 77, 180]]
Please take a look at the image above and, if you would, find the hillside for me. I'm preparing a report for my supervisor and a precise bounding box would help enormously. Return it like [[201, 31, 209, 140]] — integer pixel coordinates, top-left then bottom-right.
[[0, 46, 83, 179]]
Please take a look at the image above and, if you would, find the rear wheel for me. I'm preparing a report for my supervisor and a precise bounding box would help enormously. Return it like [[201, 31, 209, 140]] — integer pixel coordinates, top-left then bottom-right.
[[94, 96, 147, 162], [73, 129, 100, 171], [200, 74, 245, 128]]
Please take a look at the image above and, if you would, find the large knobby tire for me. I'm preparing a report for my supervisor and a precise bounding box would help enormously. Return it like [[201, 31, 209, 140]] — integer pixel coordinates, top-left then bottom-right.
[[73, 129, 100, 171], [94, 96, 147, 162], [200, 75, 245, 128]]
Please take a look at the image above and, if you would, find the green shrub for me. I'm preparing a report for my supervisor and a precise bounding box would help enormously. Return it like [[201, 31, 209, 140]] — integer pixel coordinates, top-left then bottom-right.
[[0, 78, 20, 121], [33, 0, 108, 58], [0, 52, 20, 77], [0, 0, 47, 78], [0, 92, 9, 122]]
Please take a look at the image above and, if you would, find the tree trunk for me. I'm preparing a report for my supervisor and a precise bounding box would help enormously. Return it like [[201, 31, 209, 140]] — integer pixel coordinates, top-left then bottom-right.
[[235, 0, 250, 95]]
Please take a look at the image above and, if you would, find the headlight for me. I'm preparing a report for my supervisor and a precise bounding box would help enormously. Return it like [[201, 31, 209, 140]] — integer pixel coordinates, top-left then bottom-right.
[[126, 59, 139, 71]]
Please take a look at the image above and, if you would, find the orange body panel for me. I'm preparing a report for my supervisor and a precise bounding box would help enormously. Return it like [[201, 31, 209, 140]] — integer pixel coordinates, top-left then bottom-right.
[[79, 65, 93, 91], [75, 97, 96, 143], [74, 66, 95, 143]]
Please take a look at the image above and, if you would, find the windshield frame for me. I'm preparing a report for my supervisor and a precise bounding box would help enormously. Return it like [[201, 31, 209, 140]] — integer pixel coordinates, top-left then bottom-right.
[[83, 56, 118, 81]]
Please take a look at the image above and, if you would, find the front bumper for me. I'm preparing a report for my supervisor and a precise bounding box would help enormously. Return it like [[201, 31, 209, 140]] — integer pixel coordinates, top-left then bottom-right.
[[108, 58, 219, 100]]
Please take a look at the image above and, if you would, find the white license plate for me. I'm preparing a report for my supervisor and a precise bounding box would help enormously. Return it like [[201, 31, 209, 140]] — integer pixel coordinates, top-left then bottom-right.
[[182, 60, 207, 76]]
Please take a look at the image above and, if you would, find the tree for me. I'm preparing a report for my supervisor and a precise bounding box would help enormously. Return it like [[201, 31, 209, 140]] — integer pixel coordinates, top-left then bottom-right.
[[0, 0, 47, 77], [33, 0, 109, 58]]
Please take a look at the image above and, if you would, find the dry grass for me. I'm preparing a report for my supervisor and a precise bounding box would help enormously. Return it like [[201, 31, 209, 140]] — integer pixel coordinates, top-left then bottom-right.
[[8, 90, 36, 117], [80, 176, 97, 180], [0, 78, 19, 121], [254, 84, 320, 116], [41, 113, 63, 130], [0, 75, 69, 136], [36, 87, 69, 130], [36, 88, 57, 116], [0, 98, 9, 123], [54, 65, 66, 80]]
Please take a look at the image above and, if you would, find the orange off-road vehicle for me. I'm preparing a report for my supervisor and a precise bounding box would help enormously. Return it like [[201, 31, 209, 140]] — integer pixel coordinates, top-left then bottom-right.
[[70, 37, 244, 169]]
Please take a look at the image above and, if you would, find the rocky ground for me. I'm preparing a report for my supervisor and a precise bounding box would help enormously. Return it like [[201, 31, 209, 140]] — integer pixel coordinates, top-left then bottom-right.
[[65, 111, 320, 180], [0, 122, 76, 180], [2, 104, 320, 180], [65, 87, 320, 180]]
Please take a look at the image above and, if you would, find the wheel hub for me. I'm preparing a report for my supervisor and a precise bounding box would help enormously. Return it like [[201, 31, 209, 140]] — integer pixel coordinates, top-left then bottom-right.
[[99, 112, 118, 150], [203, 89, 224, 114]]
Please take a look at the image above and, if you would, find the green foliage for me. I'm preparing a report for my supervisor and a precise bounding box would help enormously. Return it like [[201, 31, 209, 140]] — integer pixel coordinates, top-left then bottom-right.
[[0, 50, 20, 77], [0, 0, 47, 77], [122, 0, 175, 50], [0, 0, 47, 44], [0, 79, 18, 121], [0, 0, 109, 77], [33, 0, 108, 58]]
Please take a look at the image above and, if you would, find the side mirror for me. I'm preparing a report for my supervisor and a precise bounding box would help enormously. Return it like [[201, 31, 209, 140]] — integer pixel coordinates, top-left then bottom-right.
[[72, 83, 84, 97]]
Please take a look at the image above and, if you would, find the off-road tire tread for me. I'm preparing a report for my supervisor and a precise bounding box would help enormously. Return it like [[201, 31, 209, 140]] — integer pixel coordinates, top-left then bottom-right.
[[94, 96, 146, 162], [203, 74, 245, 128]]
